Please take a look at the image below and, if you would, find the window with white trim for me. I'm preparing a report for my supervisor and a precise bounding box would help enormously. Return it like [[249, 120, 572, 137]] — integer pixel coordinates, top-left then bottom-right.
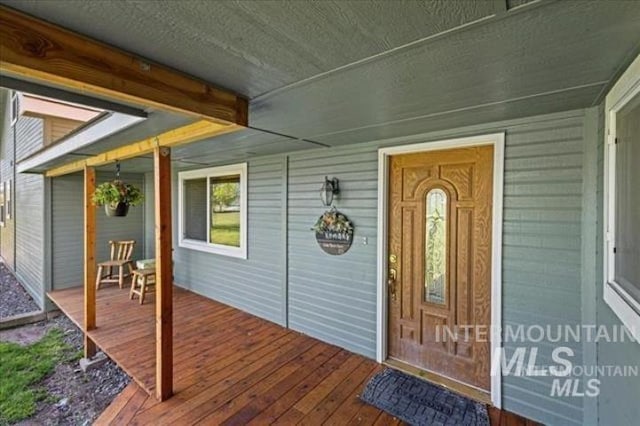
[[10, 92, 18, 126], [6, 179, 11, 220], [604, 55, 640, 340], [178, 163, 247, 259], [0, 182, 5, 227]]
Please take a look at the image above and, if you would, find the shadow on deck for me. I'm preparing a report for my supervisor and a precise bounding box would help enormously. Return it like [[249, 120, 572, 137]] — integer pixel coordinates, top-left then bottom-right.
[[48, 285, 536, 425]]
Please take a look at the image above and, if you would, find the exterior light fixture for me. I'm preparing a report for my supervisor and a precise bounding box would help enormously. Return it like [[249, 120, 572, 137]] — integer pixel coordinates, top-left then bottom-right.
[[320, 176, 340, 207]]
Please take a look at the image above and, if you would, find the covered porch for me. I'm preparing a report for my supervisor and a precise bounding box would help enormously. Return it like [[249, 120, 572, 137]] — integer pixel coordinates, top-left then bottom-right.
[[48, 284, 530, 425], [48, 284, 389, 424]]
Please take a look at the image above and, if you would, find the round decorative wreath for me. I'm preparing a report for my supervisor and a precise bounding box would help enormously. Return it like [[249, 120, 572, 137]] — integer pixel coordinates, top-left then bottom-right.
[[311, 208, 354, 234]]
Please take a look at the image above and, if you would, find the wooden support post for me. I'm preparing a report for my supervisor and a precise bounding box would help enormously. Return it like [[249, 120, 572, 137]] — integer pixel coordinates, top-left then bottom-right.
[[83, 166, 97, 358], [154, 147, 173, 401]]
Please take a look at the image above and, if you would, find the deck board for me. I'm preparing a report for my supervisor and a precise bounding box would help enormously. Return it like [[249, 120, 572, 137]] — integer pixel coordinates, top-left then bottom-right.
[[48, 285, 536, 425]]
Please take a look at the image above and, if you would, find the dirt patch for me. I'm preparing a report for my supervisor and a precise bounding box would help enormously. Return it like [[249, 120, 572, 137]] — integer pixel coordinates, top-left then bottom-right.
[[0, 322, 49, 346], [0, 262, 40, 319], [3, 315, 130, 425]]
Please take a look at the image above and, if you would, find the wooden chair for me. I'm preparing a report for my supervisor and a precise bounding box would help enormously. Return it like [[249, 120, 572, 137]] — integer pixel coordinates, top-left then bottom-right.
[[96, 240, 136, 290], [129, 268, 156, 304]]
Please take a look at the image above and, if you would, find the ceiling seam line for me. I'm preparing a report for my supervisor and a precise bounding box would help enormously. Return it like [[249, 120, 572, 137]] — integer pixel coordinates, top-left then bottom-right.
[[246, 125, 331, 148], [305, 80, 608, 140], [251, 0, 554, 101]]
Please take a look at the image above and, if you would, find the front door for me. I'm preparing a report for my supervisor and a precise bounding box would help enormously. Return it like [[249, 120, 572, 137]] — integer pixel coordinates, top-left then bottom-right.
[[387, 145, 493, 393]]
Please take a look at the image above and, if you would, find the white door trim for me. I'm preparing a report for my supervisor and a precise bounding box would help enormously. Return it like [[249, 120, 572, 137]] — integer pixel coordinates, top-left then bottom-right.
[[376, 132, 505, 408]]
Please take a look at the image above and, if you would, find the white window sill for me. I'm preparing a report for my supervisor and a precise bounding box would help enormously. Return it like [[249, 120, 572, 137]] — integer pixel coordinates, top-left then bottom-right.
[[604, 280, 640, 343], [179, 238, 247, 259]]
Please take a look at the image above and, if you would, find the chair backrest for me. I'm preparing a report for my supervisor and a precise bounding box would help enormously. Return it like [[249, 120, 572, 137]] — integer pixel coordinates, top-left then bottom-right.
[[109, 240, 136, 261]]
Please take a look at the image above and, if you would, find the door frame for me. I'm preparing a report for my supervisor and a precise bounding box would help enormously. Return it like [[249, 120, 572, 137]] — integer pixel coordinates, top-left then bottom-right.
[[376, 132, 505, 408]]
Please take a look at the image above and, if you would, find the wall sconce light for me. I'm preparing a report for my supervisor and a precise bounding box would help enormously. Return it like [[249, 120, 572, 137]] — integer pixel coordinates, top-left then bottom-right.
[[320, 176, 340, 207]]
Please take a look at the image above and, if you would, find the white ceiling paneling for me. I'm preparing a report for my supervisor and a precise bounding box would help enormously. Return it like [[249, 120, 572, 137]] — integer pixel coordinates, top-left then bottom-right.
[[1, 0, 498, 98]]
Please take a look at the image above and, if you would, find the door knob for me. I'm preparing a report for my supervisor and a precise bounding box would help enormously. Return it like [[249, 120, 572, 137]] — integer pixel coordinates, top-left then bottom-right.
[[388, 268, 397, 301]]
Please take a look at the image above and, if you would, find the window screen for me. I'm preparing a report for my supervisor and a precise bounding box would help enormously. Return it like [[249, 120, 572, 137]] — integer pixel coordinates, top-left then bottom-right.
[[615, 92, 640, 301], [183, 178, 207, 241], [209, 175, 241, 247]]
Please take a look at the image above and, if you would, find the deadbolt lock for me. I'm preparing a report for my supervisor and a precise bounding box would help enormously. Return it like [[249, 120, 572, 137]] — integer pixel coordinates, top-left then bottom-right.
[[389, 254, 397, 263]]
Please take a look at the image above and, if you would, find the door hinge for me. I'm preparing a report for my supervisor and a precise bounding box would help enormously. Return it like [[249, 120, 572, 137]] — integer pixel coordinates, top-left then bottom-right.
[[615, 137, 619, 145], [613, 247, 617, 254]]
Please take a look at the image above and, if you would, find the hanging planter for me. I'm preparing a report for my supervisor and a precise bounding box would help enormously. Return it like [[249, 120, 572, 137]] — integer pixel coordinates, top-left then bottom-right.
[[104, 201, 130, 217], [92, 179, 143, 217], [91, 162, 143, 217]]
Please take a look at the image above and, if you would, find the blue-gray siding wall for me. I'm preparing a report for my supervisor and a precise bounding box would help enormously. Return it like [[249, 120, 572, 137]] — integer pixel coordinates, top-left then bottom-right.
[[51, 172, 145, 290], [170, 156, 286, 326], [13, 116, 46, 307], [286, 109, 591, 426], [15, 173, 45, 307], [143, 172, 155, 259], [0, 112, 17, 270], [166, 108, 595, 425], [0, 94, 46, 308], [595, 103, 640, 425], [15, 115, 44, 162]]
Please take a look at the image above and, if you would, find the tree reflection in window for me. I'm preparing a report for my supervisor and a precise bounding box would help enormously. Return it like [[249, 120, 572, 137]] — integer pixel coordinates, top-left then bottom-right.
[[425, 188, 447, 304]]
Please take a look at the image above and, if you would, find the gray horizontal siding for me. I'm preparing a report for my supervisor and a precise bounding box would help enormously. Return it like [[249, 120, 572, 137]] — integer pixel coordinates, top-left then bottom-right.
[[288, 145, 378, 358], [287, 109, 589, 426], [0, 101, 46, 307], [144, 172, 154, 258], [14, 115, 43, 161], [172, 156, 285, 325], [52, 172, 145, 290], [1, 121, 16, 270], [15, 173, 45, 308]]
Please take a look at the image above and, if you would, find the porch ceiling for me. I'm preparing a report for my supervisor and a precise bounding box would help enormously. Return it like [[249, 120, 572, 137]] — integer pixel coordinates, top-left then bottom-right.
[[3, 0, 640, 162]]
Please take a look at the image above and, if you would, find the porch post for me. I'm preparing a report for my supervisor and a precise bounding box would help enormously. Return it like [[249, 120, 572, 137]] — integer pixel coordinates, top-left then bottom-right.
[[83, 166, 97, 358], [154, 146, 173, 401]]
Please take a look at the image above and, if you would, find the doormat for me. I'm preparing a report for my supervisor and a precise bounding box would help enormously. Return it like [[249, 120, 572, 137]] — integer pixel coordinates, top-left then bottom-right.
[[360, 368, 489, 426]]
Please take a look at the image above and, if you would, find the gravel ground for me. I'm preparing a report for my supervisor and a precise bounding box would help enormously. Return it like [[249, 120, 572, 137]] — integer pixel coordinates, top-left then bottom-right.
[[0, 262, 39, 319], [3, 315, 131, 425]]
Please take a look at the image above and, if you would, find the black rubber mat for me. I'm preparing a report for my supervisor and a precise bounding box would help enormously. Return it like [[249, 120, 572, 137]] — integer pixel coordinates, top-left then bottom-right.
[[360, 368, 490, 426]]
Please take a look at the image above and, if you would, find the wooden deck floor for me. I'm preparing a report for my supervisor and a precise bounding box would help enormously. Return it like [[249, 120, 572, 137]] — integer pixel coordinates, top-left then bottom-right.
[[48, 285, 537, 425]]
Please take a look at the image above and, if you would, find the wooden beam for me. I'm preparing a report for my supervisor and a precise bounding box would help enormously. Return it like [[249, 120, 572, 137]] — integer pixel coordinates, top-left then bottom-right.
[[45, 120, 241, 177], [154, 147, 173, 401], [83, 166, 97, 358], [0, 6, 248, 125]]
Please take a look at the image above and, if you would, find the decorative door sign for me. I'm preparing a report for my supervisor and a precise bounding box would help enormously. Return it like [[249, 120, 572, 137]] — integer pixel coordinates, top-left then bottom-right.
[[312, 208, 354, 255]]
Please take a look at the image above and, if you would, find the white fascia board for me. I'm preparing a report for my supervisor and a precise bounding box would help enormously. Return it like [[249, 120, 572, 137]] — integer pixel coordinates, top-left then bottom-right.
[[17, 112, 146, 173]]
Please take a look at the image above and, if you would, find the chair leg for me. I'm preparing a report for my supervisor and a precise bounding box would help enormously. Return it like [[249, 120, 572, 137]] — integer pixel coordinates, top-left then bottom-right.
[[96, 265, 103, 290], [108, 266, 113, 279], [139, 276, 147, 305], [118, 266, 124, 289], [129, 274, 136, 300]]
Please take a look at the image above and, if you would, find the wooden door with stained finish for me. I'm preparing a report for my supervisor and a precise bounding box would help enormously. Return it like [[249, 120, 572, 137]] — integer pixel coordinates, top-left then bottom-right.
[[387, 145, 493, 393]]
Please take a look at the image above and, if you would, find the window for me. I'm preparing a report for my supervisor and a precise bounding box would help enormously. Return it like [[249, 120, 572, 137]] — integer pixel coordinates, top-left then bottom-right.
[[6, 180, 11, 220], [0, 182, 5, 227], [178, 163, 247, 258], [604, 56, 640, 340], [425, 188, 447, 305], [10, 92, 19, 126]]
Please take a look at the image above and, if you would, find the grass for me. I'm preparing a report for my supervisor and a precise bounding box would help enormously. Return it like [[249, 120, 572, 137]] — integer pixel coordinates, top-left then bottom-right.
[[210, 211, 240, 247], [0, 328, 78, 424]]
